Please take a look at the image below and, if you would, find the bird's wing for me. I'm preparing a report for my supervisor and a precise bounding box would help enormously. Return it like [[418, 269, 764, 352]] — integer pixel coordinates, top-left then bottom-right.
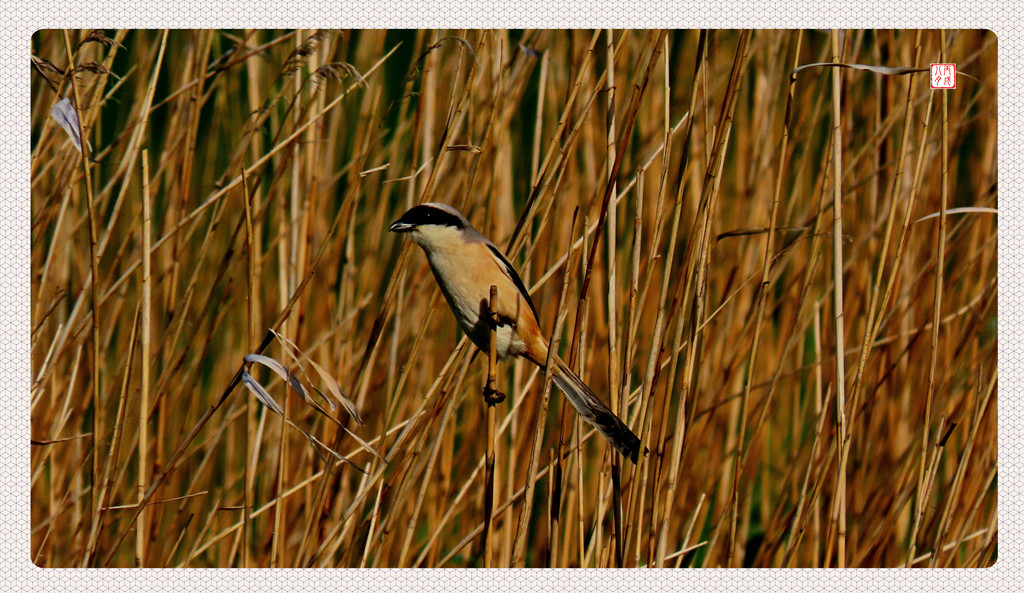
[[484, 243, 540, 321]]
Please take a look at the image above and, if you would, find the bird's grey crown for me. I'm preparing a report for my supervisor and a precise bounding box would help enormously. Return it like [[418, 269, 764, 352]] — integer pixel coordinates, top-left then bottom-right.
[[394, 202, 471, 230], [420, 202, 469, 222]]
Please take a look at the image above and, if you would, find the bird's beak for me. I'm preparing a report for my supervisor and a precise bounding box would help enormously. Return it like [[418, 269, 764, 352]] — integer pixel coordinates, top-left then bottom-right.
[[389, 221, 414, 233]]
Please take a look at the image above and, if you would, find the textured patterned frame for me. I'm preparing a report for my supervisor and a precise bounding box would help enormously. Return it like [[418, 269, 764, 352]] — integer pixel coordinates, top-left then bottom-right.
[[6, 3, 1015, 590]]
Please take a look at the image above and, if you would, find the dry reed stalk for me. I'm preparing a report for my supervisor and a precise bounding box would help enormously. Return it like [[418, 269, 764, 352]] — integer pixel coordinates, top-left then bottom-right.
[[660, 29, 750, 567], [511, 208, 579, 567], [782, 383, 834, 565], [602, 30, 623, 567], [507, 31, 601, 257], [726, 40, 832, 555], [929, 371, 995, 566], [81, 307, 140, 566], [724, 29, 797, 567], [625, 167, 652, 568], [843, 31, 924, 477], [60, 31, 103, 568], [402, 354, 600, 566], [483, 285, 503, 567], [418, 34, 482, 204], [333, 340, 472, 565], [97, 43, 402, 568], [392, 358, 471, 567], [241, 163, 257, 568], [641, 28, 701, 558], [34, 32, 164, 394], [137, 149, 152, 566], [184, 413, 415, 565], [559, 214, 589, 567], [905, 416, 953, 565], [622, 34, 677, 568], [921, 29, 951, 564], [947, 439, 997, 566], [559, 33, 666, 566], [31, 32, 128, 317], [434, 440, 605, 567], [897, 71, 940, 567], [826, 29, 850, 569], [59, 43, 401, 349]]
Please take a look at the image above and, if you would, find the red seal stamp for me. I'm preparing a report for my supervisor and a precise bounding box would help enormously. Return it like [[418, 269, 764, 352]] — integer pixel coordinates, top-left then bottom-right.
[[931, 63, 956, 89]]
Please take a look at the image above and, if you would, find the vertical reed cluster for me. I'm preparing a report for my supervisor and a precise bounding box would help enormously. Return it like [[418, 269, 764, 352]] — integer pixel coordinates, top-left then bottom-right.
[[31, 29, 997, 567]]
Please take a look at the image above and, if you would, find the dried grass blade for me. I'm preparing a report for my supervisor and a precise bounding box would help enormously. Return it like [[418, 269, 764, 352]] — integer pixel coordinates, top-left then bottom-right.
[[791, 62, 927, 78], [49, 97, 82, 152], [270, 329, 363, 424], [239, 371, 365, 473], [239, 369, 285, 416], [243, 354, 310, 402], [914, 207, 997, 224]]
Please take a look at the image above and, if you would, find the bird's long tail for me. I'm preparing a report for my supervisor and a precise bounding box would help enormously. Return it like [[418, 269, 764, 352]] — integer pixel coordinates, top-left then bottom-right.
[[551, 356, 641, 463]]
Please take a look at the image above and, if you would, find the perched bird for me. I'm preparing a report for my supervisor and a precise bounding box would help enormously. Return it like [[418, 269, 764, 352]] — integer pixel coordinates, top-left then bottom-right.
[[390, 202, 641, 463]]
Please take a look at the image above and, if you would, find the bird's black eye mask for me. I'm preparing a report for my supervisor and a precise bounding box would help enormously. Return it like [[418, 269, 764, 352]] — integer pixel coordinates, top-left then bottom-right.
[[393, 205, 466, 230]]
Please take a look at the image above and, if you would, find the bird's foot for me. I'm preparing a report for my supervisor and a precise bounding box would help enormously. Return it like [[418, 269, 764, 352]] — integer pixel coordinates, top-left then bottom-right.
[[483, 385, 506, 405]]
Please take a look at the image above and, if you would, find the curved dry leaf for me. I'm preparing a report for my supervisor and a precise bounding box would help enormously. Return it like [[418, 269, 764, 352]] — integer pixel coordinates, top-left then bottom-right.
[[241, 371, 365, 473], [270, 330, 364, 425], [791, 62, 928, 80], [263, 341, 339, 422], [239, 370, 284, 415], [446, 144, 482, 153], [305, 359, 363, 425], [50, 97, 83, 152], [914, 207, 998, 224], [267, 332, 334, 410], [243, 353, 310, 402], [244, 352, 338, 423], [717, 226, 809, 240]]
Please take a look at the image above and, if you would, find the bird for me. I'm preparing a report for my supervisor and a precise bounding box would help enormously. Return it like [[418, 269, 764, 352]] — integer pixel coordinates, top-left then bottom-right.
[[390, 202, 642, 463]]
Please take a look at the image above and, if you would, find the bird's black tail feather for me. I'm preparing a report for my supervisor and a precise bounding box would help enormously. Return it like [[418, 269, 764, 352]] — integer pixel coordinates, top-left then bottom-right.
[[551, 357, 642, 463]]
